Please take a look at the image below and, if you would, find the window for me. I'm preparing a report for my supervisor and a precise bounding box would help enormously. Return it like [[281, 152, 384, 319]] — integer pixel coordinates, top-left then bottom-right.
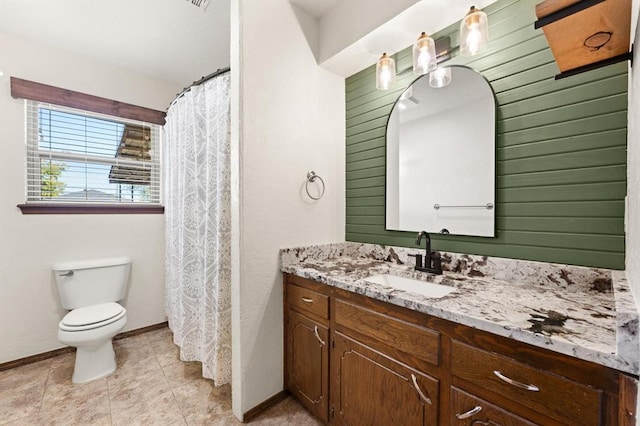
[[24, 101, 162, 209], [11, 77, 165, 214]]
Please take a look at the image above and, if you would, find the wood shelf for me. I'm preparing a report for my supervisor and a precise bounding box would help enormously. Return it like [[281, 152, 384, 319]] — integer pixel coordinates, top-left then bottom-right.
[[535, 0, 632, 78]]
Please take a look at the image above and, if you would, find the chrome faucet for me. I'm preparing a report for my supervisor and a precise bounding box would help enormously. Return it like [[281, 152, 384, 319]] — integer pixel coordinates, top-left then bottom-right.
[[408, 231, 442, 275]]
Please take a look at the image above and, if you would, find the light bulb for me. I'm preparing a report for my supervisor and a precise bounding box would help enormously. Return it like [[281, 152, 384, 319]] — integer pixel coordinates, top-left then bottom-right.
[[417, 49, 432, 70], [466, 27, 482, 55], [380, 68, 392, 86]]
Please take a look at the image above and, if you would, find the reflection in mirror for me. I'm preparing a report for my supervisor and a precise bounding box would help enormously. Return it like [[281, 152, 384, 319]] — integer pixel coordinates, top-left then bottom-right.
[[386, 66, 496, 237]]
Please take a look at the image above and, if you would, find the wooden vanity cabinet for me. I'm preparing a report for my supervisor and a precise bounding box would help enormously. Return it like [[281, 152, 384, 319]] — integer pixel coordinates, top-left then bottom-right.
[[283, 273, 638, 425], [284, 276, 330, 422]]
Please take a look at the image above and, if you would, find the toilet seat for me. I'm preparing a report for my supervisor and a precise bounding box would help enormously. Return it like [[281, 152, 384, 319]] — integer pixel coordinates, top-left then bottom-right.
[[60, 302, 126, 332]]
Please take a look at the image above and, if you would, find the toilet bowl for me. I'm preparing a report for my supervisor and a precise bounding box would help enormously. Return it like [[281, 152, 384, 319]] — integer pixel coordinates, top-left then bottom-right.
[[53, 257, 131, 384], [58, 302, 127, 383]]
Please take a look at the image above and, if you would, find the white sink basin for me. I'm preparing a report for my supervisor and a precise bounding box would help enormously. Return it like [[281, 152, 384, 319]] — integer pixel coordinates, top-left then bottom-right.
[[364, 274, 455, 298]]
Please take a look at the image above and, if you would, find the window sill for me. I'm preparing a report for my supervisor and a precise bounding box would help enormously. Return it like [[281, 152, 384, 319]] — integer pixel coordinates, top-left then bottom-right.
[[17, 204, 164, 215]]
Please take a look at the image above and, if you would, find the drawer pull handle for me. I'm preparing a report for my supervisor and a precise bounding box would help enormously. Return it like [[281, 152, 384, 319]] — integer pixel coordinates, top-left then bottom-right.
[[493, 370, 540, 392], [456, 405, 482, 419], [301, 297, 314, 304], [410, 374, 432, 405], [314, 326, 325, 346]]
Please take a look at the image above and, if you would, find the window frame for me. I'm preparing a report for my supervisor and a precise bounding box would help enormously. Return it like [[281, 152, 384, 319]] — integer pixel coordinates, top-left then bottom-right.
[[11, 77, 165, 215]]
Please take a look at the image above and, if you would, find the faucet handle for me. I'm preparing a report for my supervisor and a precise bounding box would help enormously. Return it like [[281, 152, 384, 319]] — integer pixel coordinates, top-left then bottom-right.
[[408, 253, 423, 269], [431, 252, 442, 273]]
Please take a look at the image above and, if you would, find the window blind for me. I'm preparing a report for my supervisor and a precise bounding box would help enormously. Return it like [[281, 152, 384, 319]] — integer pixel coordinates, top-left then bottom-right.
[[25, 101, 161, 205]]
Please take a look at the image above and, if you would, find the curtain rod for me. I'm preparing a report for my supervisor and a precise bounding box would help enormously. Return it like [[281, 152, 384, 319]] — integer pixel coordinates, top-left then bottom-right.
[[168, 67, 231, 109]]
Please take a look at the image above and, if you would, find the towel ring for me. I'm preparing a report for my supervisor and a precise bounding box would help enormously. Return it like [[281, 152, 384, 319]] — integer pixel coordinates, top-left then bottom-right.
[[306, 171, 325, 200]]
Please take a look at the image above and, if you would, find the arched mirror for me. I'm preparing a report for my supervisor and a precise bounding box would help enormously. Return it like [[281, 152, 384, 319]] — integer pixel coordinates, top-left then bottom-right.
[[385, 65, 496, 237]]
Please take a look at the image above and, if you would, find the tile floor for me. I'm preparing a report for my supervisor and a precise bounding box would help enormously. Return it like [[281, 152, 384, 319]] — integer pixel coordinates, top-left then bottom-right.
[[1, 327, 321, 425]]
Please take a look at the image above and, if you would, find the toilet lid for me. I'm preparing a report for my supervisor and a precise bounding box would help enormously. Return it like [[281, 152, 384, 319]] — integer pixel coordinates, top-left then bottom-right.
[[61, 302, 125, 331]]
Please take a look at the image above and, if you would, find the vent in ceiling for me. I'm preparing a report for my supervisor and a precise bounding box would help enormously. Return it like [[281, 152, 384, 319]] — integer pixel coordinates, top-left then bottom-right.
[[188, 0, 210, 9]]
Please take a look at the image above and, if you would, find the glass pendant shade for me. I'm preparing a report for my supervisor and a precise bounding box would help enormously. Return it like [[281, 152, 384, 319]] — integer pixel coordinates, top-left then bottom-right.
[[376, 53, 396, 90], [460, 6, 488, 56], [429, 67, 452, 88], [412, 32, 437, 75]]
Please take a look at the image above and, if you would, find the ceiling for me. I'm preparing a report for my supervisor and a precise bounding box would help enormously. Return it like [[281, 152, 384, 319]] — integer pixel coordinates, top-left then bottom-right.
[[0, 0, 230, 86], [290, 0, 343, 18], [0, 0, 501, 85]]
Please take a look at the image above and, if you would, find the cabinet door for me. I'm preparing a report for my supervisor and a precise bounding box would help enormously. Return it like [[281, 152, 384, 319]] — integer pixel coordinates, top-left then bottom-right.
[[332, 331, 438, 426], [451, 387, 538, 426], [287, 309, 329, 422]]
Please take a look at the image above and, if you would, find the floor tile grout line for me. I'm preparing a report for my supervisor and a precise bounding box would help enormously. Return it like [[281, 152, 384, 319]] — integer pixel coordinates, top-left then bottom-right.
[[106, 371, 114, 425], [156, 341, 189, 425], [37, 360, 55, 419]]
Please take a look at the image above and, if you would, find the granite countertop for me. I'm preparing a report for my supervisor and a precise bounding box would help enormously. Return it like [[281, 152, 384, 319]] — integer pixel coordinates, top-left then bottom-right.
[[280, 242, 639, 375]]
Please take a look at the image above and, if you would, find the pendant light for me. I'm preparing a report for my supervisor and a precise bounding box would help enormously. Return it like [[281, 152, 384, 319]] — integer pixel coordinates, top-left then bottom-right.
[[429, 67, 452, 88], [412, 32, 437, 75], [460, 6, 489, 56], [376, 53, 396, 90]]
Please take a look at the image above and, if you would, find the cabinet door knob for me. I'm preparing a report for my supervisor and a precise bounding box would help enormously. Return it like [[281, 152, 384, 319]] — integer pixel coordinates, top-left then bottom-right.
[[410, 374, 432, 405], [314, 325, 326, 346], [455, 405, 482, 419], [301, 297, 314, 304], [493, 370, 540, 392]]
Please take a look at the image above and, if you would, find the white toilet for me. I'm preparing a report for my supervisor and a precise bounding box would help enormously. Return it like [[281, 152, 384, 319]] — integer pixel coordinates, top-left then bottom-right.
[[54, 257, 131, 384]]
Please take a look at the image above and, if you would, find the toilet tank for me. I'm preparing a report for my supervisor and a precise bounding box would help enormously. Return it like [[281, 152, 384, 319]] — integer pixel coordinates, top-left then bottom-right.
[[53, 257, 131, 310]]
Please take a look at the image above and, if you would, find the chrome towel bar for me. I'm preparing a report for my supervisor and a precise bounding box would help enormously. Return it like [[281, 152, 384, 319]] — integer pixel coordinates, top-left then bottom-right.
[[434, 203, 493, 210]]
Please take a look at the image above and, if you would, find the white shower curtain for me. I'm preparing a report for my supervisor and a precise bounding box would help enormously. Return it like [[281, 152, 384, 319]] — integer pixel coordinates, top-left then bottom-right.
[[163, 73, 231, 385]]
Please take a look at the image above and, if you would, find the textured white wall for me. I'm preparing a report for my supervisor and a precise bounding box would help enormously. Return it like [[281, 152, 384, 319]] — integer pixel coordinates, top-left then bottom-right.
[[0, 33, 181, 363], [231, 0, 345, 418]]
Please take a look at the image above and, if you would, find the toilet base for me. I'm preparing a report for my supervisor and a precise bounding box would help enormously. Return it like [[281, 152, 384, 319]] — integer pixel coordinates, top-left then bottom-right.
[[72, 340, 117, 384], [58, 312, 127, 384]]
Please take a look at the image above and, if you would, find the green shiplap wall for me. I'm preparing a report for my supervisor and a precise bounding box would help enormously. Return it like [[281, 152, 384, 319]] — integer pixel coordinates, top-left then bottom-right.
[[345, 0, 627, 269]]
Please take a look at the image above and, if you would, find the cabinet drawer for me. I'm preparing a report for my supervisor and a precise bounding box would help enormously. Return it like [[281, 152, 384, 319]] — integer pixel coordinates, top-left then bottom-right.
[[450, 386, 537, 425], [335, 299, 440, 366], [451, 341, 602, 425], [288, 284, 329, 320]]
